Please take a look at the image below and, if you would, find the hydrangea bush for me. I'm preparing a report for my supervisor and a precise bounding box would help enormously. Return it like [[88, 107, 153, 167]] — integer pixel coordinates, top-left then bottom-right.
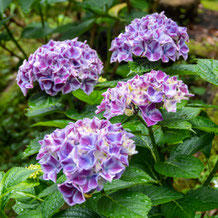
[[37, 117, 136, 205], [110, 12, 189, 63], [1, 9, 217, 218], [96, 70, 193, 126], [16, 38, 103, 96]]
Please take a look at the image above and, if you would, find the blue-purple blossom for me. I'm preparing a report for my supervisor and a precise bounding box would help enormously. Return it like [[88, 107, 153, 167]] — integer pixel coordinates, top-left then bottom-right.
[[110, 12, 189, 63], [96, 70, 193, 127], [17, 38, 103, 96], [37, 117, 137, 206]]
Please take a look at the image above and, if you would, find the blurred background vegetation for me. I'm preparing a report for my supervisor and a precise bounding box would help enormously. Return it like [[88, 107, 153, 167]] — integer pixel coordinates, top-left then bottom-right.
[[0, 1, 217, 215]]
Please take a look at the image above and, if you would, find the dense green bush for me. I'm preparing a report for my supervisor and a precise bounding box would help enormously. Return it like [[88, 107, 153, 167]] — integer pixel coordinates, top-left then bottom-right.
[[0, 0, 217, 217]]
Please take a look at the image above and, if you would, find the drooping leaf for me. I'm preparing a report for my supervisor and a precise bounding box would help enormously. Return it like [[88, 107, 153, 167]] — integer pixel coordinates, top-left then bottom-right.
[[154, 155, 204, 178], [27, 93, 63, 117], [170, 133, 215, 157], [82, 0, 114, 15], [195, 59, 218, 85], [18, 0, 36, 13], [108, 3, 127, 17], [98, 191, 152, 218], [21, 23, 53, 39], [72, 89, 104, 105], [32, 120, 71, 128], [0, 0, 12, 14], [56, 18, 95, 40], [189, 116, 218, 134], [129, 184, 183, 206], [54, 207, 100, 218]]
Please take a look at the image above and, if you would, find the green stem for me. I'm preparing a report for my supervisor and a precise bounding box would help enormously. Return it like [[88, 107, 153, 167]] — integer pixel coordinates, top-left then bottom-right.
[[203, 159, 218, 186], [105, 24, 111, 74], [137, 114, 160, 162], [3, 23, 27, 59], [0, 210, 8, 218], [38, 3, 48, 43]]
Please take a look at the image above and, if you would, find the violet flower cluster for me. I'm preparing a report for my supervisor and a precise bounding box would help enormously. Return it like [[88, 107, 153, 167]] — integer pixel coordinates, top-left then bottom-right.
[[110, 12, 189, 63], [17, 38, 103, 96], [96, 70, 193, 127], [36, 117, 137, 206]]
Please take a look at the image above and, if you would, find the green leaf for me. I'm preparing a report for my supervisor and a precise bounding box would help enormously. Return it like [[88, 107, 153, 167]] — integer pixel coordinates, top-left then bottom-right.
[[129, 184, 183, 206], [128, 59, 160, 73], [164, 64, 197, 75], [95, 79, 128, 88], [104, 166, 154, 192], [130, 147, 158, 181], [41, 191, 65, 218], [154, 155, 204, 178], [13, 200, 39, 215], [54, 207, 100, 218], [170, 133, 215, 157], [104, 180, 135, 192], [18, 0, 36, 13], [161, 197, 196, 218], [0, 0, 12, 14], [158, 129, 191, 145], [72, 89, 104, 105], [195, 59, 218, 85], [23, 130, 53, 158], [187, 187, 218, 211], [122, 120, 148, 134], [21, 23, 53, 39], [159, 120, 192, 131], [98, 191, 152, 218], [27, 93, 63, 117], [161, 187, 218, 218], [130, 0, 149, 10], [82, 0, 114, 14], [65, 105, 103, 121], [57, 18, 95, 40], [187, 102, 218, 109], [32, 120, 71, 128], [0, 167, 36, 209], [18, 206, 43, 218], [189, 116, 218, 133], [161, 107, 201, 121]]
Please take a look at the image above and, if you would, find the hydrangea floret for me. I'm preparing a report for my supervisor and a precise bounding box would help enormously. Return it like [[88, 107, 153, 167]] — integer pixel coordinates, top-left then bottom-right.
[[17, 38, 103, 96], [96, 70, 193, 127], [36, 117, 137, 206], [110, 12, 189, 63]]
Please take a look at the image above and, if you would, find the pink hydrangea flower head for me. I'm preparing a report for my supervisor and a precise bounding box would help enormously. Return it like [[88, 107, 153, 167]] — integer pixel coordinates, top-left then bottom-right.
[[17, 38, 103, 96], [110, 12, 189, 63], [96, 70, 193, 127], [37, 117, 137, 206]]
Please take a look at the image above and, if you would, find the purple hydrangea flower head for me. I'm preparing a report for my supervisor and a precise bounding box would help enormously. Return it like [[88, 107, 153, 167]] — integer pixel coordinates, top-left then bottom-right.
[[17, 38, 103, 96], [37, 117, 137, 206], [96, 70, 193, 127], [110, 12, 189, 63]]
